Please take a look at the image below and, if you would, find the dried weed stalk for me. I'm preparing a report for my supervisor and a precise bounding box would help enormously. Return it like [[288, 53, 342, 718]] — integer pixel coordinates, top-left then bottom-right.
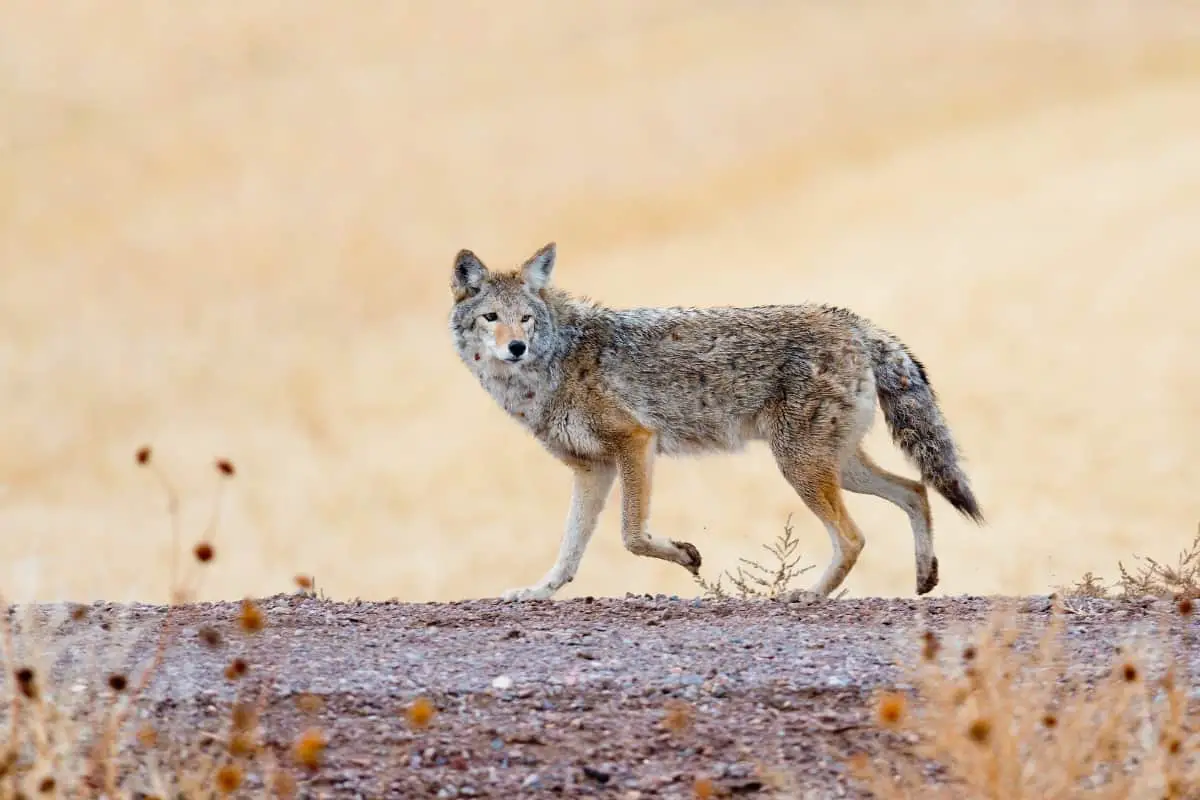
[[1062, 524, 1200, 601], [1115, 525, 1200, 601], [694, 515, 815, 600]]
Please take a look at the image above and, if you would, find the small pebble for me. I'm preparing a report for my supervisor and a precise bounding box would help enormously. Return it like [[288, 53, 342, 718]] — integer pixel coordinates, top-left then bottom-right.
[[582, 766, 610, 784]]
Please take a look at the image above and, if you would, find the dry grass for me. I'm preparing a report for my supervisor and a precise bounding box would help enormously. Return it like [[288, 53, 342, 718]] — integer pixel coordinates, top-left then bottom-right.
[[3, 3, 1200, 603], [0, 449, 336, 798], [852, 541, 1200, 800], [1061, 525, 1200, 602], [852, 603, 1199, 798]]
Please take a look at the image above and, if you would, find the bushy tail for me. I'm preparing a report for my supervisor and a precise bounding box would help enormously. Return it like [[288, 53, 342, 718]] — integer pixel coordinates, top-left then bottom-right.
[[867, 327, 984, 523]]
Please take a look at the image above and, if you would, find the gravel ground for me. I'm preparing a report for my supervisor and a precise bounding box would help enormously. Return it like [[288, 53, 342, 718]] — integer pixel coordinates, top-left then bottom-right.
[[11, 593, 1198, 799]]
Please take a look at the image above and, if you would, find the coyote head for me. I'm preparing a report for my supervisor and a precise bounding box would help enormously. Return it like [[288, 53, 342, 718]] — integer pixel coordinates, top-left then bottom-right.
[[449, 242, 558, 368]]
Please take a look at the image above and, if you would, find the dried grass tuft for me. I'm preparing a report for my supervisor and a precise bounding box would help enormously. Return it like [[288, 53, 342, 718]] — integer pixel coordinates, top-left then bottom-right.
[[853, 596, 1200, 798]]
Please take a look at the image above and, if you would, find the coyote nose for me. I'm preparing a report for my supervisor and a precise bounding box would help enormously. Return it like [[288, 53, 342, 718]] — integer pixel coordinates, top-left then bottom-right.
[[508, 340, 527, 358]]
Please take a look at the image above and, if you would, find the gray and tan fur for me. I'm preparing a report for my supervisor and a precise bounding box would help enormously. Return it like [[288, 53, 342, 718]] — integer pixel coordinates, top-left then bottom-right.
[[449, 242, 983, 601]]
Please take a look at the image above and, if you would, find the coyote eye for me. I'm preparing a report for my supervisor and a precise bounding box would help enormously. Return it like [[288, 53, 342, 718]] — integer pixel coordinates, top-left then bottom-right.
[[520, 314, 532, 323], [481, 312, 498, 322]]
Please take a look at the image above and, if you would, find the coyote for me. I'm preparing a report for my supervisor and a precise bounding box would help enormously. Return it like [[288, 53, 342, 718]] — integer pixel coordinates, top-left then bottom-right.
[[449, 242, 983, 601]]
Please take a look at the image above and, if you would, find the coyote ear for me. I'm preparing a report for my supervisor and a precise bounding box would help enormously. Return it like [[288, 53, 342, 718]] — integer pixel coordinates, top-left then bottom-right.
[[452, 249, 488, 299], [521, 242, 556, 292]]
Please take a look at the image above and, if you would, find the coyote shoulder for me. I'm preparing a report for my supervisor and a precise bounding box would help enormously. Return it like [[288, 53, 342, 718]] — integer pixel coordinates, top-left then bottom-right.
[[449, 242, 983, 601]]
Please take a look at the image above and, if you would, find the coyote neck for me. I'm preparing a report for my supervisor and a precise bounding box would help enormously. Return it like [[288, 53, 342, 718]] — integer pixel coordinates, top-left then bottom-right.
[[477, 359, 561, 429]]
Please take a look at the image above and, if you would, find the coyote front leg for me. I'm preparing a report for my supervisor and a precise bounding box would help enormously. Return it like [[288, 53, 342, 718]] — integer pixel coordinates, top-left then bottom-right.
[[615, 429, 703, 574], [500, 462, 616, 601]]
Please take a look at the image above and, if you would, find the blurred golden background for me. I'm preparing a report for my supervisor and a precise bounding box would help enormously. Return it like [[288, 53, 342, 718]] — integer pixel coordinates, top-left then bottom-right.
[[2, 2, 1198, 603]]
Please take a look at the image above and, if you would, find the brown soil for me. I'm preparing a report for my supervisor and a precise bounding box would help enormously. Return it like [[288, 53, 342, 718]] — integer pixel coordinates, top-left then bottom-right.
[[22, 593, 1196, 798]]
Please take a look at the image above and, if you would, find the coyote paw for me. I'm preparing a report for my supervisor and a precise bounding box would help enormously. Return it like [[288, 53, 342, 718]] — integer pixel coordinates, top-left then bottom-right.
[[500, 585, 555, 602], [671, 540, 703, 575], [916, 556, 940, 596], [782, 589, 824, 606]]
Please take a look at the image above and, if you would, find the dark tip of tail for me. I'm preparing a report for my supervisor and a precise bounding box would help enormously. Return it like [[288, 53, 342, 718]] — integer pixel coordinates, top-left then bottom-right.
[[945, 480, 985, 524]]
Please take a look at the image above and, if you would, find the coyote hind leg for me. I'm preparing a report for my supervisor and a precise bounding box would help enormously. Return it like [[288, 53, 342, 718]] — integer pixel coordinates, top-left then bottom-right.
[[771, 444, 866, 598], [841, 445, 938, 594]]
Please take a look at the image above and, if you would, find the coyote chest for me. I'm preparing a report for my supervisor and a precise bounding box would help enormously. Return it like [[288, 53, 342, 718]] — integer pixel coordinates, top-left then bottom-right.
[[475, 366, 605, 458]]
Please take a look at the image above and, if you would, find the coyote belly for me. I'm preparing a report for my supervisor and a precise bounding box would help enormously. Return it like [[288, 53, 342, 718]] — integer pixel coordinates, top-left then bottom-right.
[[449, 242, 983, 601]]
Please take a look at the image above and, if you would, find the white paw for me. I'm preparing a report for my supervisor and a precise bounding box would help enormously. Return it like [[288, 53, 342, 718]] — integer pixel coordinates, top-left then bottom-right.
[[500, 585, 555, 602]]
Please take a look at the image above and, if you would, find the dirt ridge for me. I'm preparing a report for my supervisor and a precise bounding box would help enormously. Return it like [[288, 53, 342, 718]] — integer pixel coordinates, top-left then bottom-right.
[[12, 594, 1195, 797]]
